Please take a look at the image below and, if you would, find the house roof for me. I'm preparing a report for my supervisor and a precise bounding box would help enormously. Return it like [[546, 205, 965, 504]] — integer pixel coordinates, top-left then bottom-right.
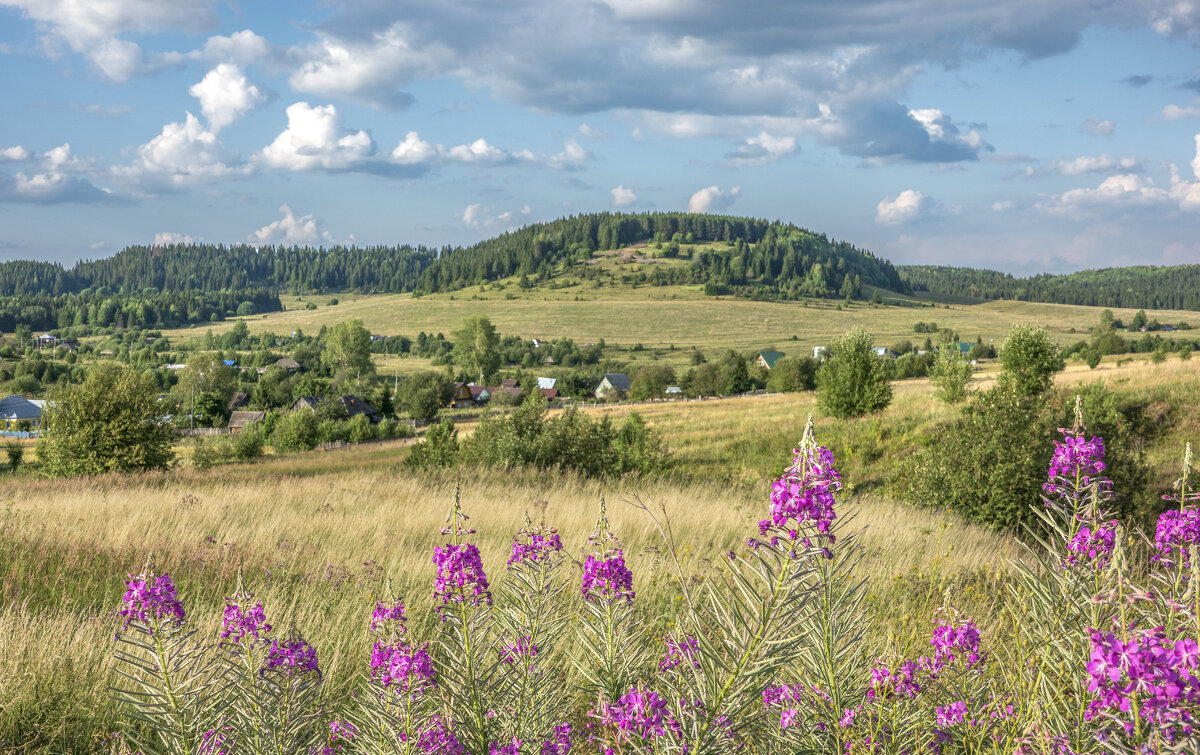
[[469, 385, 490, 399], [540, 388, 559, 400], [665, 386, 683, 393], [292, 396, 322, 411], [489, 385, 523, 399], [338, 395, 379, 418], [228, 410, 266, 428], [275, 357, 301, 370], [500, 378, 520, 388], [600, 373, 631, 391], [227, 392, 249, 410], [0, 394, 42, 420], [536, 377, 557, 390], [222, 359, 237, 367], [756, 350, 784, 368]]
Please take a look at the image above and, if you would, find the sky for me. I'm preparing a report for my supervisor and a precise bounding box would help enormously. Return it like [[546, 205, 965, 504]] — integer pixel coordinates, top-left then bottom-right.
[[0, 1, 1198, 274]]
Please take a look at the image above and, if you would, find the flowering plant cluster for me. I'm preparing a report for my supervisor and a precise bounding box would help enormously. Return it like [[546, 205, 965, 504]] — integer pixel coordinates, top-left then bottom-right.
[[108, 406, 1200, 755]]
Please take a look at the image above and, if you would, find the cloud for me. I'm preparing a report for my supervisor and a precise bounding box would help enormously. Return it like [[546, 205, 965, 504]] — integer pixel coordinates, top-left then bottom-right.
[[546, 139, 591, 170], [1, 0, 217, 81], [114, 113, 247, 188], [188, 64, 268, 132], [249, 205, 334, 246], [688, 185, 740, 213], [1122, 74, 1153, 87], [459, 203, 527, 233], [723, 132, 797, 166], [1054, 154, 1142, 176], [445, 138, 511, 165], [1082, 117, 1116, 136], [0, 146, 30, 162], [289, 24, 443, 110], [192, 30, 276, 67], [1040, 174, 1170, 217], [154, 232, 200, 245], [1162, 104, 1200, 121], [611, 185, 637, 207], [875, 189, 936, 225], [0, 170, 111, 203], [259, 102, 375, 171]]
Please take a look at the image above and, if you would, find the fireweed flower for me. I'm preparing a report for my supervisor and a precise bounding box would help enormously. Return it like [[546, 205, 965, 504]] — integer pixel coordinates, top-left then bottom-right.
[[581, 550, 635, 604], [507, 517, 564, 566], [760, 443, 841, 540], [370, 597, 407, 634], [490, 737, 523, 755], [221, 599, 271, 645], [935, 701, 969, 727], [601, 687, 671, 740], [1084, 627, 1200, 728], [1043, 428, 1111, 500], [1153, 507, 1200, 568], [200, 727, 233, 755], [370, 641, 436, 695], [500, 635, 539, 665], [415, 716, 465, 755], [262, 637, 320, 677], [930, 619, 983, 669], [1065, 522, 1118, 567], [433, 543, 492, 607], [540, 723, 572, 755], [118, 570, 185, 630], [659, 635, 700, 671]]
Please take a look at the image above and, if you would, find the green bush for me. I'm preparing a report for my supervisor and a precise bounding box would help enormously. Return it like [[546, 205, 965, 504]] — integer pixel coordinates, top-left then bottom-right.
[[405, 419, 459, 468], [998, 325, 1064, 396], [270, 410, 318, 452], [5, 441, 22, 472], [816, 329, 892, 418]]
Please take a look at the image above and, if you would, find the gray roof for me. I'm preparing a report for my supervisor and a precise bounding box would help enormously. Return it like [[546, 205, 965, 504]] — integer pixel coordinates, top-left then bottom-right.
[[0, 394, 42, 421], [228, 410, 266, 428], [536, 377, 557, 390], [601, 373, 631, 391]]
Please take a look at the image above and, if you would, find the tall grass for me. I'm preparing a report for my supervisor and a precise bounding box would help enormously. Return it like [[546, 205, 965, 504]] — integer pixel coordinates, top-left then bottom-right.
[[0, 465, 1013, 751]]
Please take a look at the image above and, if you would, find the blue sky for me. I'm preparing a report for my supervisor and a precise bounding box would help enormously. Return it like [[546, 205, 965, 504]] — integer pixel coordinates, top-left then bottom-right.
[[0, 0, 1198, 273]]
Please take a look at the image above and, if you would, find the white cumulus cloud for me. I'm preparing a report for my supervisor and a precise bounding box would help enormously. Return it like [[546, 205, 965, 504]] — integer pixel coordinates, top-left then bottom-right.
[[154, 232, 200, 245], [0, 146, 31, 162], [289, 24, 440, 110], [249, 205, 334, 246], [1082, 117, 1116, 136], [189, 64, 267, 132], [723, 131, 797, 166], [876, 189, 936, 225], [611, 185, 638, 207], [1163, 104, 1200, 121], [259, 102, 375, 171], [1054, 154, 1142, 176], [114, 113, 246, 188], [688, 185, 740, 213]]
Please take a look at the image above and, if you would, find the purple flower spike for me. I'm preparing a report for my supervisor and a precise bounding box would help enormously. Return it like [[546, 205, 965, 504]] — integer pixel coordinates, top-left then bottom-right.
[[1066, 522, 1118, 568], [659, 635, 700, 671], [262, 637, 320, 678], [433, 543, 492, 608], [417, 717, 466, 755], [119, 570, 186, 630], [581, 551, 635, 605], [1153, 507, 1200, 568], [759, 421, 842, 546], [540, 723, 572, 755], [490, 738, 523, 755], [221, 599, 271, 645], [600, 687, 670, 740], [370, 598, 407, 633], [508, 528, 564, 566], [1043, 426, 1112, 502], [371, 640, 436, 695]]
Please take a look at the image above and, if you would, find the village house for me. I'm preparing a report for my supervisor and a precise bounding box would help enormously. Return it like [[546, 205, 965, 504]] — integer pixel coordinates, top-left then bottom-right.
[[227, 392, 250, 411], [450, 382, 475, 409], [469, 385, 491, 405], [594, 373, 631, 399], [755, 350, 784, 370], [0, 394, 43, 431], [228, 410, 266, 434], [872, 347, 898, 359], [275, 357, 301, 371], [35, 333, 56, 349], [291, 395, 381, 423]]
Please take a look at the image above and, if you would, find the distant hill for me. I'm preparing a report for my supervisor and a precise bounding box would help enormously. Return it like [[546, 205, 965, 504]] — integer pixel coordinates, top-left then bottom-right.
[[0, 212, 904, 303], [899, 265, 1200, 311]]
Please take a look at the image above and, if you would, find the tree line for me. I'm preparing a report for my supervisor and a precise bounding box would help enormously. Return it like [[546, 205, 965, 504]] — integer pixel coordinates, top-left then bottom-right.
[[899, 264, 1200, 311]]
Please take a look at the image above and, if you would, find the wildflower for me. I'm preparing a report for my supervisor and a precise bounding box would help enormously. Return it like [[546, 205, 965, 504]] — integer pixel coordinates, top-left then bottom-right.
[[370, 641, 436, 695], [508, 517, 564, 566], [659, 635, 700, 671], [601, 687, 670, 740], [370, 597, 407, 634], [262, 637, 320, 677], [433, 543, 492, 607], [935, 701, 968, 727], [1044, 428, 1111, 500], [761, 442, 841, 540], [200, 727, 233, 755], [500, 635, 539, 665], [1084, 627, 1200, 728], [1065, 522, 1117, 568], [329, 720, 358, 742], [581, 551, 635, 604], [490, 737, 523, 755], [540, 723, 572, 755], [416, 716, 465, 755], [1153, 507, 1200, 568], [930, 619, 983, 669], [221, 599, 271, 645], [119, 570, 185, 630]]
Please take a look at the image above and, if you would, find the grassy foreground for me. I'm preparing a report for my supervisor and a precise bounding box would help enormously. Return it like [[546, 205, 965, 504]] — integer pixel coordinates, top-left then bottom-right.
[[0, 463, 1013, 751]]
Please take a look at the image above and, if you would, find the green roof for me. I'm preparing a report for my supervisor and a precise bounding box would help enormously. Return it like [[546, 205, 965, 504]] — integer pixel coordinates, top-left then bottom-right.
[[757, 350, 785, 368]]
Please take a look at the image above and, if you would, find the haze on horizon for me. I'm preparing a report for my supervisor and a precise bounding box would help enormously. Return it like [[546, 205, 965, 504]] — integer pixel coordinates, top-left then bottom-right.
[[0, 0, 1198, 275]]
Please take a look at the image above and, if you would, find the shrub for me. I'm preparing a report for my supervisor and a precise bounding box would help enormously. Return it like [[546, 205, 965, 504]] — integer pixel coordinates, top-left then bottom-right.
[[270, 410, 318, 452], [4, 441, 22, 472], [405, 419, 458, 468], [998, 324, 1063, 396], [930, 344, 972, 404], [765, 356, 817, 393], [816, 329, 892, 418]]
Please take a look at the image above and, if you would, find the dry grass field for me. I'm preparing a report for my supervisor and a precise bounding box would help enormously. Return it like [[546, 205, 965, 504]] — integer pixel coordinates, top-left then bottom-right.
[[0, 464, 1014, 750], [154, 278, 1198, 362]]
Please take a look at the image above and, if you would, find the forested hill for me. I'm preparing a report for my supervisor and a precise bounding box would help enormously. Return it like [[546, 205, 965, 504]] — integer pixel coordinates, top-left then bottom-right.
[[899, 265, 1200, 311], [0, 212, 904, 301]]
